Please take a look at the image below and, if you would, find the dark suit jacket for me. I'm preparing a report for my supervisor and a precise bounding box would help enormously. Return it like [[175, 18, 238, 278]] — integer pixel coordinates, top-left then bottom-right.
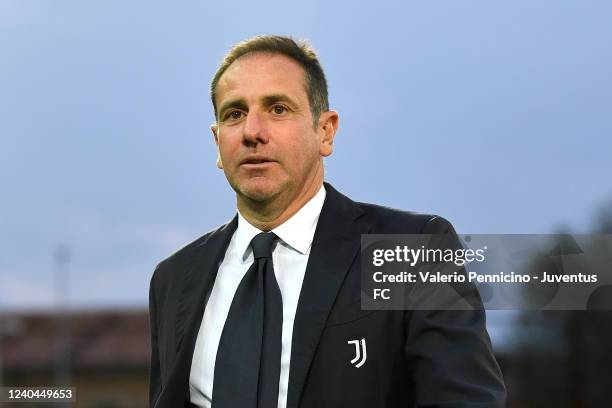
[[148, 183, 506, 408]]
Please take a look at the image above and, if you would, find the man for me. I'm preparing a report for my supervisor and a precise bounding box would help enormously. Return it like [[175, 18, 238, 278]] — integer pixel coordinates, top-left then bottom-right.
[[148, 35, 506, 408]]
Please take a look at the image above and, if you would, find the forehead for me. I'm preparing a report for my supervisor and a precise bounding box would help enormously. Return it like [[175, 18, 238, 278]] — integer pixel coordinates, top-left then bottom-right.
[[216, 52, 308, 105]]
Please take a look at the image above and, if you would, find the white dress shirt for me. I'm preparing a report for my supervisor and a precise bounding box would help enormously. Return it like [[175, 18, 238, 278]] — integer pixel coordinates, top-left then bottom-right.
[[189, 185, 326, 408]]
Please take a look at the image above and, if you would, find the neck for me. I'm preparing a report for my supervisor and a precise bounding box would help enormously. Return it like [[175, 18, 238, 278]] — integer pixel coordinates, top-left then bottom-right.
[[237, 168, 324, 231]]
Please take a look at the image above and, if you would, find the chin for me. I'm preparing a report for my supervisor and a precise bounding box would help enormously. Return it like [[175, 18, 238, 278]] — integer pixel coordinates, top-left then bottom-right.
[[235, 178, 284, 203]]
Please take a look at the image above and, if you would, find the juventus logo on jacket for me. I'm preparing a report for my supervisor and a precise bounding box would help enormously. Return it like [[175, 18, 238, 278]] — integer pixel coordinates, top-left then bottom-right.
[[347, 338, 367, 368]]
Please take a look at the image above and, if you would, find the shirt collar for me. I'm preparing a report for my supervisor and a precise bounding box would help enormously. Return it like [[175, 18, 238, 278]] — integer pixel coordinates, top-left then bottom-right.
[[234, 184, 327, 262]]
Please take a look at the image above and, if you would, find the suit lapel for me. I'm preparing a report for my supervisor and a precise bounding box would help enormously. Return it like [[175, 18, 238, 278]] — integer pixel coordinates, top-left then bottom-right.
[[175, 216, 238, 351], [286, 183, 367, 408], [154, 216, 237, 408]]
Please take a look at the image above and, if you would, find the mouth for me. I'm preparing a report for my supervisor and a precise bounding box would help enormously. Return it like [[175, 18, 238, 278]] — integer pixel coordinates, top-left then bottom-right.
[[240, 156, 276, 166]]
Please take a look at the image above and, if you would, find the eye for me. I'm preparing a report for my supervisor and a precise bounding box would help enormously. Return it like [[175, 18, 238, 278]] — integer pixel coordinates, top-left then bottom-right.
[[227, 110, 244, 120], [271, 105, 288, 115], [229, 111, 242, 119]]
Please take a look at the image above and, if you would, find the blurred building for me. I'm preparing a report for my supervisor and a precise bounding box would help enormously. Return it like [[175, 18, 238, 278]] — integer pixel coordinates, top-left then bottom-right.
[[0, 309, 149, 408]]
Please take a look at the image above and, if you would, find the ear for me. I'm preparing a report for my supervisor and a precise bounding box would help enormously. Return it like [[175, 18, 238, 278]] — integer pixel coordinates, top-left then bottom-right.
[[318, 110, 339, 157], [211, 123, 223, 169]]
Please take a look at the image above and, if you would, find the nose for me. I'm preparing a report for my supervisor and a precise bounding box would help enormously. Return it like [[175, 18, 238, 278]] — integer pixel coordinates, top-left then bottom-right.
[[243, 110, 269, 145]]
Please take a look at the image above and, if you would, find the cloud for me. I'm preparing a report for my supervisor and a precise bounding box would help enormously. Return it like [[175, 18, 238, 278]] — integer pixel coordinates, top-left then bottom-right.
[[0, 279, 55, 310], [0, 207, 201, 310]]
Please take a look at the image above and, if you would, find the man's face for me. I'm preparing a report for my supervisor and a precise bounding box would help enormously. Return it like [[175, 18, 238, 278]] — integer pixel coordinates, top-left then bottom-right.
[[213, 52, 334, 205]]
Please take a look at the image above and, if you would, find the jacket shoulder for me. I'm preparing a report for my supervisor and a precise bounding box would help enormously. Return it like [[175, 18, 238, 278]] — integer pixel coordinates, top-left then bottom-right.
[[150, 221, 229, 288], [355, 201, 456, 234]]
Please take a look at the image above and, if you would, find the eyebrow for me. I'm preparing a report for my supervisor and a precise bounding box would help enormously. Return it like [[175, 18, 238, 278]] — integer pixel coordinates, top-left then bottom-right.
[[218, 93, 299, 119], [261, 94, 298, 108]]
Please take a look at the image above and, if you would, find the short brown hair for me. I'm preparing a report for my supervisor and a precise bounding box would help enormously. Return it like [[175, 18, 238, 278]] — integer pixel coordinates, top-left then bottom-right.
[[211, 35, 329, 125]]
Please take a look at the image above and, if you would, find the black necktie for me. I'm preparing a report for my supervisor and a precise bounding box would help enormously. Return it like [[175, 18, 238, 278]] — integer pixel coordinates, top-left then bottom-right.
[[212, 232, 283, 408]]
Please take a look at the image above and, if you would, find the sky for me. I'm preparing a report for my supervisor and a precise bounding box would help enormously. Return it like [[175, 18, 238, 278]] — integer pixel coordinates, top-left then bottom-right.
[[1, 0, 610, 348]]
